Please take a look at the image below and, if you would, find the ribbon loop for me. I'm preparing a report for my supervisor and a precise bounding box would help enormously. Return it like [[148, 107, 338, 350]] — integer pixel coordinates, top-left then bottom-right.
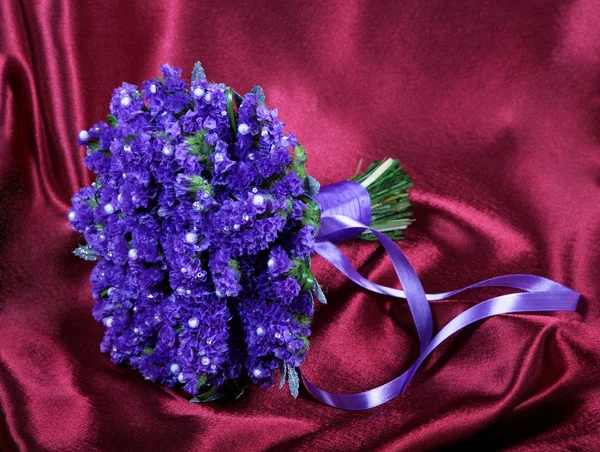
[[304, 182, 580, 410]]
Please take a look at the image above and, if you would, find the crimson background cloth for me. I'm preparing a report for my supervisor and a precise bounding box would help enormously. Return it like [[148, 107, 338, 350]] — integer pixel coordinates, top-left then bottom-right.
[[1, 0, 600, 450]]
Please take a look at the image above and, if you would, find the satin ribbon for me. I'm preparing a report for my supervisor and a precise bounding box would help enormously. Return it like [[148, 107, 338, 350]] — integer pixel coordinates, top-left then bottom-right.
[[301, 182, 580, 410]]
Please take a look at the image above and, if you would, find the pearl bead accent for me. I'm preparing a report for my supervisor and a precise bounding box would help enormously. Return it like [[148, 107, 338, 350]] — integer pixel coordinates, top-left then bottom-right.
[[120, 96, 131, 107], [68, 211, 76, 221], [274, 333, 281, 339], [170, 363, 180, 374], [104, 317, 113, 328], [98, 233, 106, 241], [123, 144, 131, 152], [252, 195, 264, 206], [238, 123, 250, 135], [201, 357, 211, 366], [193, 201, 201, 211], [177, 372, 185, 383], [128, 249, 138, 260], [104, 203, 115, 214], [78, 130, 89, 141], [204, 93, 212, 102], [185, 232, 197, 243], [253, 369, 262, 378], [188, 317, 199, 328], [242, 214, 250, 222], [206, 338, 212, 345], [210, 364, 217, 370], [252, 187, 258, 193], [233, 224, 240, 231], [158, 208, 166, 217], [176, 287, 185, 295], [150, 84, 157, 94], [193, 87, 204, 97], [248, 153, 255, 160], [162, 144, 174, 156], [214, 152, 224, 162], [256, 327, 265, 336], [267, 258, 275, 269]]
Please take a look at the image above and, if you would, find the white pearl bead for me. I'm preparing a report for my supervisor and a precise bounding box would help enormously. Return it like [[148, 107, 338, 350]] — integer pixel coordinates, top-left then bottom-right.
[[256, 327, 265, 336], [150, 84, 157, 94], [193, 87, 204, 97], [185, 232, 197, 244], [252, 187, 258, 193], [104, 317, 113, 328], [267, 258, 275, 269], [233, 224, 240, 231], [204, 93, 212, 102], [192, 201, 201, 211], [117, 194, 123, 203], [274, 333, 281, 339], [176, 287, 185, 295], [68, 211, 76, 221], [170, 363, 180, 374], [188, 317, 199, 328], [201, 357, 211, 366], [162, 144, 173, 156], [104, 203, 114, 214], [238, 123, 250, 135], [177, 372, 185, 383], [120, 96, 131, 107], [252, 195, 264, 206], [253, 369, 262, 377], [128, 249, 138, 260], [78, 130, 89, 141], [210, 364, 217, 370], [213, 152, 224, 162], [248, 153, 255, 160], [134, 327, 139, 333], [242, 214, 249, 222], [124, 144, 131, 152]]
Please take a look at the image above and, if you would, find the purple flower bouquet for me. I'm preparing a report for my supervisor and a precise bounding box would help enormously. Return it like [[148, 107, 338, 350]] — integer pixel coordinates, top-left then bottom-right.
[[69, 62, 412, 402]]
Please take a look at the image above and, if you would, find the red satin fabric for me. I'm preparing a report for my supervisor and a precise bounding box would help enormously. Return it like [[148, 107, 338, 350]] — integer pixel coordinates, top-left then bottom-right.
[[1, 1, 599, 450]]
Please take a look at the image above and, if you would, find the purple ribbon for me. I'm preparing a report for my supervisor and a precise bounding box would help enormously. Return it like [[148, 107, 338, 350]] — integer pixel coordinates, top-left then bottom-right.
[[302, 181, 580, 410]]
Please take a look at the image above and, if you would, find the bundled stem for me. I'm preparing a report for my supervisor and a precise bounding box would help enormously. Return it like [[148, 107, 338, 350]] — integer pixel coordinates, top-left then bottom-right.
[[351, 158, 413, 240]]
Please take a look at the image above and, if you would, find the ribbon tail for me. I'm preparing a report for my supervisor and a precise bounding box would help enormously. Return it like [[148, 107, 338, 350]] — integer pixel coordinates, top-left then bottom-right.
[[305, 214, 580, 410], [301, 289, 579, 410]]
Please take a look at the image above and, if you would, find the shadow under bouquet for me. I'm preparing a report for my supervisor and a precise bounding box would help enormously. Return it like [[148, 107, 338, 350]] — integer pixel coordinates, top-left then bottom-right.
[[68, 62, 414, 402]]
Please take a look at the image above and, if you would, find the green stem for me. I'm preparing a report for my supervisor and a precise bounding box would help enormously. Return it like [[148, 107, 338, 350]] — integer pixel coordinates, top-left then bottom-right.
[[351, 158, 413, 240]]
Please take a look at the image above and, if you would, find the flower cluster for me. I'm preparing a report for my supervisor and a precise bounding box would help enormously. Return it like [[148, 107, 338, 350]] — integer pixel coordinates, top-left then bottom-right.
[[69, 63, 320, 399]]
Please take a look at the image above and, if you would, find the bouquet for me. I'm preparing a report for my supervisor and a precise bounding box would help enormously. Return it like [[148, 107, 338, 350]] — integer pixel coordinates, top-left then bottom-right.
[[68, 62, 413, 402]]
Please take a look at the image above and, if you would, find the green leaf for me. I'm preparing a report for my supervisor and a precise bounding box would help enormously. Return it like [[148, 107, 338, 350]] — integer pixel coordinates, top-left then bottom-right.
[[185, 130, 213, 160], [106, 114, 118, 127], [192, 61, 206, 83], [196, 373, 208, 389], [143, 347, 154, 355]]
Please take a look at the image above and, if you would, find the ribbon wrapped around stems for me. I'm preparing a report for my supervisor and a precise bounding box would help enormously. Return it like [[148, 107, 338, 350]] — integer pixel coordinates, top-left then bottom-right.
[[303, 181, 580, 410]]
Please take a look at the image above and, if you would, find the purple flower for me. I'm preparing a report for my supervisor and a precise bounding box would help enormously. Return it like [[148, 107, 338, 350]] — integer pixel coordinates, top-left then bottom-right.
[[69, 63, 317, 398]]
